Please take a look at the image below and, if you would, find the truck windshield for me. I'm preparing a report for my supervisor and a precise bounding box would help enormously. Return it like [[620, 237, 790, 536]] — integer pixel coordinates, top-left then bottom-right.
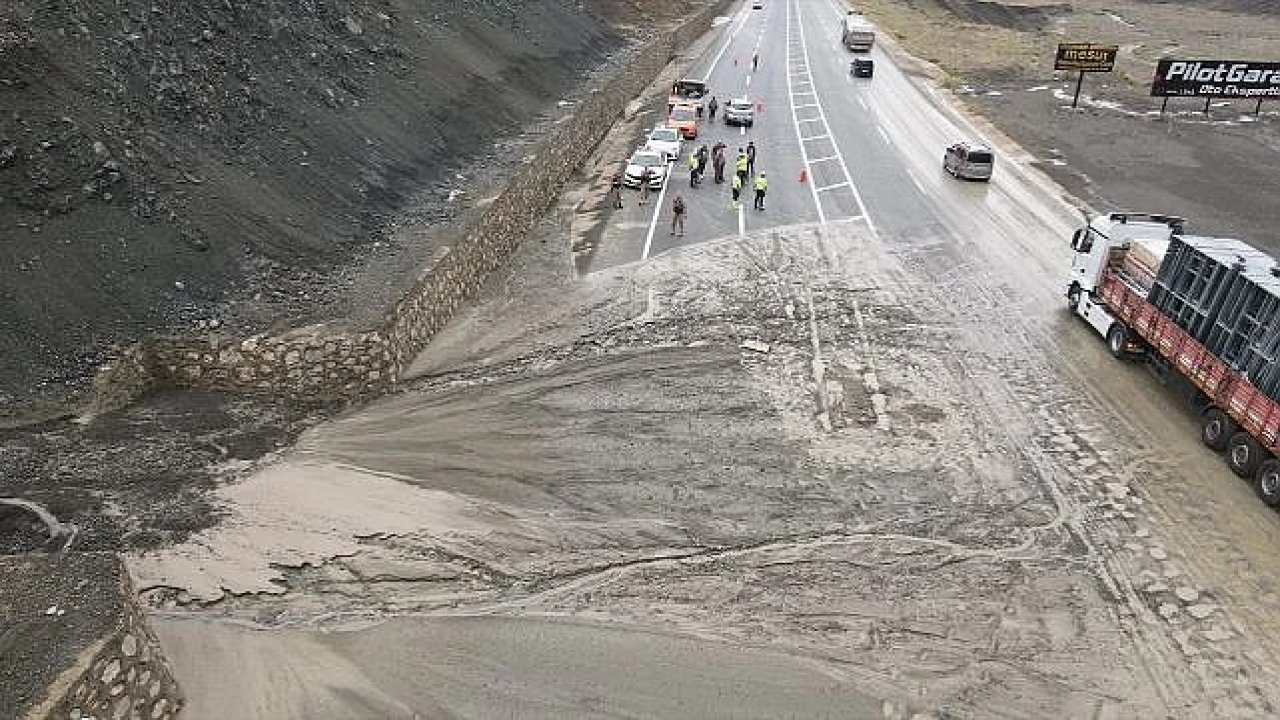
[[968, 151, 993, 163]]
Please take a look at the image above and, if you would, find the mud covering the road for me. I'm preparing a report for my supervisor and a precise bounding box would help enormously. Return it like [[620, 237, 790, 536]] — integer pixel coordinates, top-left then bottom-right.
[[140, 172, 1280, 716], [856, 0, 1280, 247]]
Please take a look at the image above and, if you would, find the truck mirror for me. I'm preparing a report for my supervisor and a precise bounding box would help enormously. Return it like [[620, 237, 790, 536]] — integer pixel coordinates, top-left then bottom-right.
[[1070, 229, 1084, 251]]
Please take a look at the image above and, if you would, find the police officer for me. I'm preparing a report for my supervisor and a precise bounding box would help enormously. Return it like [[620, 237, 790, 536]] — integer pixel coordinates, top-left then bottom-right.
[[688, 152, 701, 187], [753, 171, 768, 211], [735, 150, 749, 184], [731, 173, 743, 210]]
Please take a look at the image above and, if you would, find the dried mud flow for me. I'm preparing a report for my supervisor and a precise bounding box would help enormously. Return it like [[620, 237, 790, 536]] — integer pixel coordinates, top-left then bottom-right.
[[139, 151, 1280, 715]]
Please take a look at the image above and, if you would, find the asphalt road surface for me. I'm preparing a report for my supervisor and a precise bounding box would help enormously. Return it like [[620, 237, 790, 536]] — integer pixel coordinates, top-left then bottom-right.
[[144, 2, 1280, 718]]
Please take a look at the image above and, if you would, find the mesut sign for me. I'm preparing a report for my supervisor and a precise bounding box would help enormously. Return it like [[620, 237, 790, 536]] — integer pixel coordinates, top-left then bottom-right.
[[1055, 43, 1118, 108], [1151, 60, 1280, 98]]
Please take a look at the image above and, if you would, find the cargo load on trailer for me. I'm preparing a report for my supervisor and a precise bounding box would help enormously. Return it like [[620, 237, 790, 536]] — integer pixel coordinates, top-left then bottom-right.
[[1065, 212, 1280, 507]]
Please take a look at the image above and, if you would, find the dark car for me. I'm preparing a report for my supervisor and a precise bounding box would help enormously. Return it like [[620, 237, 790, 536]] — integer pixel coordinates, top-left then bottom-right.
[[851, 58, 874, 78]]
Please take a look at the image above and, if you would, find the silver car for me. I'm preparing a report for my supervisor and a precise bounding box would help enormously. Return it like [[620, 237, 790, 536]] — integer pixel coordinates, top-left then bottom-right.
[[943, 142, 994, 181], [723, 97, 754, 127]]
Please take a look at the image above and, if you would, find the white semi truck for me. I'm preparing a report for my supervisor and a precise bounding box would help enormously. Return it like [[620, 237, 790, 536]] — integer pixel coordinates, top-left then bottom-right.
[[1067, 212, 1280, 507]]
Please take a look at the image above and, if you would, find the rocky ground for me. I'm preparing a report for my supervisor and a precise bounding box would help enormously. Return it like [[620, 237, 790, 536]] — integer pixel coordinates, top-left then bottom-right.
[[0, 0, 711, 407]]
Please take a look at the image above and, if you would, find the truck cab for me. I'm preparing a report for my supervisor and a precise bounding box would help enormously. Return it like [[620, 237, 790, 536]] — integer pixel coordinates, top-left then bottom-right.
[[1069, 212, 1183, 299], [842, 14, 875, 52], [1067, 212, 1182, 347]]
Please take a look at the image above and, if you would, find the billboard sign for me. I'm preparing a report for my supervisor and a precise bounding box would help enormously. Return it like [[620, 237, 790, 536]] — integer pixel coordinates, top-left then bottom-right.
[[1055, 43, 1118, 72], [1151, 60, 1280, 98]]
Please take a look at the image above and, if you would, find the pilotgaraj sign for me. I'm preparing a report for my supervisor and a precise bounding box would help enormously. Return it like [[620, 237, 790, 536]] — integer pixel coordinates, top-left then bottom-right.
[[1151, 60, 1280, 98], [1055, 43, 1118, 72]]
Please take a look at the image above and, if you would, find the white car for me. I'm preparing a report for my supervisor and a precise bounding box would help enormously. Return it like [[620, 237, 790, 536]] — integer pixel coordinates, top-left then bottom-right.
[[623, 148, 669, 190], [723, 97, 754, 126], [644, 126, 683, 161]]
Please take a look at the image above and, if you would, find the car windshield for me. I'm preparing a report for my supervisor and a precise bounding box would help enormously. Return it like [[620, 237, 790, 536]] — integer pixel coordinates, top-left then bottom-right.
[[968, 151, 993, 163], [670, 107, 697, 122], [631, 152, 664, 167], [649, 129, 679, 143], [729, 99, 752, 110]]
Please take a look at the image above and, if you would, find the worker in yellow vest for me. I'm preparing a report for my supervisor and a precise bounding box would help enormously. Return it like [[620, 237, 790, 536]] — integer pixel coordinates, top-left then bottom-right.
[[731, 173, 743, 210], [753, 171, 768, 210], [735, 150, 749, 184]]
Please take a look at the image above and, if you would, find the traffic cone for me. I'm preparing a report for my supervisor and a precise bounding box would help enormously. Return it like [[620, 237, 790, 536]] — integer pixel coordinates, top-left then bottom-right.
[[799, 168, 808, 183]]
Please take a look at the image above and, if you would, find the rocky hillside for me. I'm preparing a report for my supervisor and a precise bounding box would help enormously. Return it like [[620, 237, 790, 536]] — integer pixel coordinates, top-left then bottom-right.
[[0, 0, 704, 407]]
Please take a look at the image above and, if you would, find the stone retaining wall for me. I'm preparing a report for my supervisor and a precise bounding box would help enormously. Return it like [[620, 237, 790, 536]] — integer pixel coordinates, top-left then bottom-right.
[[3, 553, 182, 720], [86, 0, 732, 414]]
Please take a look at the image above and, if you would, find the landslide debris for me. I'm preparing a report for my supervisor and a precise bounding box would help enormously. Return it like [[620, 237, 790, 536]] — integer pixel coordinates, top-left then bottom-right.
[[0, 0, 703, 407]]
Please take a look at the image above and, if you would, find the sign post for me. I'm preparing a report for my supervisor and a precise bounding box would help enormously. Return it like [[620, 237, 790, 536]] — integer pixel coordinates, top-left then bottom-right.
[[1055, 43, 1119, 108]]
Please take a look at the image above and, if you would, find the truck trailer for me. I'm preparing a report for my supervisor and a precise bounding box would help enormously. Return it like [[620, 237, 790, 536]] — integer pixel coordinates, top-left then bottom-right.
[[1067, 212, 1280, 507], [842, 14, 875, 52]]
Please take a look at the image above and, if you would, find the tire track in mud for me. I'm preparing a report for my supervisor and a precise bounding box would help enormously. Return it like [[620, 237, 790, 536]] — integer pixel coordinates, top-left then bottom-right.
[[892, 243, 1278, 717]]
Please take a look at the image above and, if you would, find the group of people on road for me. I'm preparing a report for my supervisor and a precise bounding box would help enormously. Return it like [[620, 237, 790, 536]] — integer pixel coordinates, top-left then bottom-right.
[[605, 123, 769, 238]]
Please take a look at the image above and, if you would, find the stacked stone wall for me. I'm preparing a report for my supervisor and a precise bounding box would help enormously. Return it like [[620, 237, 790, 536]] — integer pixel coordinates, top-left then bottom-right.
[[84, 0, 732, 415]]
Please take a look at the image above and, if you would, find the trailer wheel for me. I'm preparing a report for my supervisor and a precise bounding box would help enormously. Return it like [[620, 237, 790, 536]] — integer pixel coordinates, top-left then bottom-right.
[[1201, 408, 1237, 452], [1255, 460, 1280, 507], [1106, 324, 1130, 359], [1067, 284, 1081, 312], [1227, 432, 1267, 479]]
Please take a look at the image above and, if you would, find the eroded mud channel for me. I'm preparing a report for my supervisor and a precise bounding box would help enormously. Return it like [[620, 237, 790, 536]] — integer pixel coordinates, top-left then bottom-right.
[[138, 214, 1279, 718]]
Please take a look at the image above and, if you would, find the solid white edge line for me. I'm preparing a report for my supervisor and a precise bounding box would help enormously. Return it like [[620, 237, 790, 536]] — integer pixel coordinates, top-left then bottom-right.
[[793, 0, 875, 233], [704, 3, 752, 79], [876, 125, 891, 144], [640, 160, 675, 260], [785, 0, 825, 225]]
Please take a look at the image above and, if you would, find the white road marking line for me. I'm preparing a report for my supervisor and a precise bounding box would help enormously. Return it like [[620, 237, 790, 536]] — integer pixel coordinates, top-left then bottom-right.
[[855, 96, 867, 110], [808, 155, 839, 163], [798, 117, 823, 124], [640, 161, 675, 260], [785, 0, 824, 224], [815, 181, 851, 192], [801, 133, 830, 142], [790, 0, 875, 232], [740, 124, 746, 135], [905, 167, 926, 194], [704, 3, 752, 79], [737, 199, 745, 237], [876, 125, 890, 144], [794, 102, 820, 109]]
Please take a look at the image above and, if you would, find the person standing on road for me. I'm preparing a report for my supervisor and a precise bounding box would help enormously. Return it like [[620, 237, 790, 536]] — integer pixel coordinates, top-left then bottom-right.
[[708, 96, 719, 121], [608, 172, 623, 209], [753, 171, 768, 211], [697, 144, 709, 179], [688, 152, 701, 187], [639, 167, 652, 205], [745, 141, 757, 177], [671, 194, 686, 236], [731, 173, 743, 210], [712, 142, 727, 184], [735, 149, 749, 184]]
